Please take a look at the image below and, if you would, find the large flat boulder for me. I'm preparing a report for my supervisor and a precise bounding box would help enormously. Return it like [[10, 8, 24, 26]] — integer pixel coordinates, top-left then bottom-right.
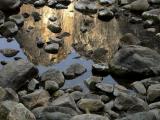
[[110, 45, 160, 78], [0, 60, 38, 90]]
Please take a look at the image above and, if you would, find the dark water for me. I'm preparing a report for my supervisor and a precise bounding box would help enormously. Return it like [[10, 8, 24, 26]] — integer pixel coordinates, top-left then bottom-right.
[[0, 3, 121, 91]]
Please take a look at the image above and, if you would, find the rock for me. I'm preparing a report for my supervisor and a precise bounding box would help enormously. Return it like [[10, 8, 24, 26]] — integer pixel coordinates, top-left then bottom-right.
[[143, 20, 154, 28], [113, 84, 130, 96], [18, 90, 27, 97], [51, 93, 80, 113], [41, 68, 64, 87], [0, 11, 5, 25], [99, 0, 115, 5], [28, 79, 39, 92], [22, 12, 30, 18], [147, 84, 160, 102], [49, 16, 57, 22], [71, 114, 110, 120], [34, 0, 46, 7], [98, 8, 114, 21], [0, 0, 21, 11], [47, 22, 62, 33], [63, 63, 86, 79], [22, 89, 50, 109], [31, 12, 41, 22], [0, 60, 38, 90], [0, 48, 19, 57], [110, 45, 160, 78], [45, 80, 59, 92], [8, 103, 36, 120], [100, 95, 110, 103], [119, 0, 129, 5], [9, 14, 24, 26], [148, 0, 160, 4], [129, 16, 142, 24], [83, 93, 101, 100], [52, 90, 65, 98], [142, 9, 160, 22], [55, 3, 68, 9], [84, 76, 103, 91], [96, 83, 114, 93], [70, 91, 84, 101], [48, 37, 64, 46], [0, 100, 18, 120], [123, 0, 149, 11], [5, 88, 19, 102], [36, 37, 45, 48], [116, 111, 157, 120], [146, 28, 156, 33], [74, 0, 97, 14], [149, 102, 160, 109], [92, 63, 109, 75], [0, 21, 18, 37], [119, 33, 141, 47], [114, 93, 149, 111], [131, 81, 146, 95], [45, 112, 71, 120], [44, 43, 59, 54], [78, 99, 104, 112]]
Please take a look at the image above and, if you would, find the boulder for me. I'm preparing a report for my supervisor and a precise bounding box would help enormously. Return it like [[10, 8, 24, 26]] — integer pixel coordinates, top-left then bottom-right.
[[147, 84, 160, 102], [110, 45, 160, 78], [142, 9, 160, 22], [41, 68, 64, 87], [0, 0, 21, 11], [0, 60, 38, 90], [71, 114, 110, 120]]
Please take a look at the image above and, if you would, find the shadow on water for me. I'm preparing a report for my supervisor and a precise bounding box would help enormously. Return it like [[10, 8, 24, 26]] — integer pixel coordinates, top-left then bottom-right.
[[0, 3, 122, 91]]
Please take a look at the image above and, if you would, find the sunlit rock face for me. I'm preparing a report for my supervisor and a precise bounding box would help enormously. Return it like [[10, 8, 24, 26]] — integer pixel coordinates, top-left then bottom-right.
[[16, 2, 121, 66]]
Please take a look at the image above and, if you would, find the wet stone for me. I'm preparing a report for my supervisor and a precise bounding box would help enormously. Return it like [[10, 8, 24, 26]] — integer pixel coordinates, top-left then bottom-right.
[[28, 79, 39, 92], [31, 12, 41, 22], [98, 8, 114, 21], [44, 43, 59, 54], [96, 83, 114, 93], [0, 0, 21, 11], [63, 63, 86, 79], [131, 81, 146, 95], [92, 63, 109, 75], [47, 22, 62, 33], [70, 91, 84, 101], [34, 0, 46, 7], [49, 16, 57, 22], [9, 14, 24, 26], [147, 84, 160, 102], [45, 80, 59, 92], [0, 48, 19, 57]]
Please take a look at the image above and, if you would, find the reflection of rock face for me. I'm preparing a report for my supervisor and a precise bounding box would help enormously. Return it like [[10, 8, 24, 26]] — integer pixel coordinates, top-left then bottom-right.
[[16, 3, 121, 66]]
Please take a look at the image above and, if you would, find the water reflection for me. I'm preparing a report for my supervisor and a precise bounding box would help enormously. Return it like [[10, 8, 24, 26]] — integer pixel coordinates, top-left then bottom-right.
[[16, 3, 121, 66]]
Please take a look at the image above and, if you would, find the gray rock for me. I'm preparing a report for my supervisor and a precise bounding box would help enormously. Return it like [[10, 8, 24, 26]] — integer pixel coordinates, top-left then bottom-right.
[[31, 12, 41, 22], [0, 48, 19, 57], [110, 45, 160, 78], [5, 88, 19, 102], [146, 28, 156, 33], [100, 95, 110, 103], [34, 0, 46, 7], [78, 98, 104, 112], [98, 8, 114, 21], [114, 93, 149, 111], [131, 81, 146, 95], [28, 79, 39, 92], [63, 63, 86, 79], [148, 0, 160, 4], [149, 102, 160, 109], [113, 84, 129, 96], [143, 20, 154, 28], [84, 76, 103, 91], [9, 14, 24, 26], [129, 16, 142, 24], [0, 60, 38, 90], [52, 90, 65, 98], [141, 77, 160, 88], [123, 0, 149, 11], [47, 22, 62, 33], [41, 68, 64, 87], [44, 43, 59, 54], [142, 9, 160, 22], [45, 80, 59, 92], [0, 21, 18, 37], [0, 11, 5, 25], [92, 63, 109, 75], [48, 37, 64, 46], [96, 83, 114, 93], [0, 0, 21, 11], [99, 0, 115, 5], [51, 93, 80, 113], [45, 112, 71, 120], [22, 89, 50, 109], [49, 16, 57, 22], [74, 0, 97, 14], [8, 103, 36, 120], [71, 114, 110, 120], [0, 100, 18, 120], [147, 84, 160, 102], [70, 91, 84, 101]]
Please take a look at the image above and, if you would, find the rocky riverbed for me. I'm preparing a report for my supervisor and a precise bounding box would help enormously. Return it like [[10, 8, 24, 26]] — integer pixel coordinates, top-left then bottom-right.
[[0, 0, 160, 120]]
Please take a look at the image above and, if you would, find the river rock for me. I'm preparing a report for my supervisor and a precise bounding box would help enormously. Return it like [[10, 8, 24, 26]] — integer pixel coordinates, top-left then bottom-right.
[[84, 76, 103, 90], [98, 8, 114, 21], [92, 63, 109, 75], [0, 100, 18, 120], [70, 91, 84, 101], [74, 0, 97, 14], [96, 83, 114, 93], [142, 9, 160, 22], [48, 37, 64, 46], [41, 68, 64, 87], [147, 84, 160, 102], [45, 80, 59, 92], [99, 0, 115, 5], [149, 102, 160, 109], [9, 14, 24, 26], [0, 60, 38, 90], [28, 79, 39, 92], [114, 93, 149, 112], [110, 45, 160, 78], [131, 81, 146, 95], [34, 0, 46, 7], [31, 12, 41, 22], [63, 63, 86, 79], [0, 48, 19, 57], [51, 93, 80, 113], [123, 0, 149, 11], [0, 0, 21, 11], [47, 22, 62, 33], [0, 21, 18, 37], [44, 43, 59, 54], [21, 89, 50, 109], [0, 11, 5, 25], [78, 98, 104, 112], [71, 114, 110, 120], [148, 0, 160, 4], [8, 103, 36, 120]]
